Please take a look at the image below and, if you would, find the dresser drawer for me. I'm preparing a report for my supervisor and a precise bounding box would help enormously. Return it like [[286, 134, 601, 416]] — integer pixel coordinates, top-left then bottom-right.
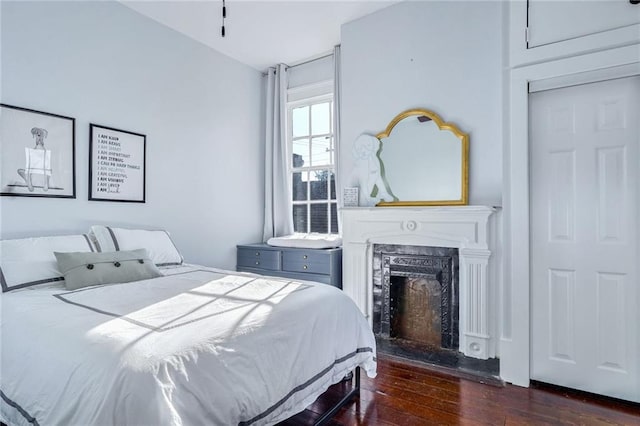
[[237, 248, 280, 271], [237, 244, 341, 288], [282, 250, 330, 275]]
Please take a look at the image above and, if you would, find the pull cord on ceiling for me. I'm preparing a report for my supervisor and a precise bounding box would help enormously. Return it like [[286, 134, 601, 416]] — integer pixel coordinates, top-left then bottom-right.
[[221, 0, 227, 37]]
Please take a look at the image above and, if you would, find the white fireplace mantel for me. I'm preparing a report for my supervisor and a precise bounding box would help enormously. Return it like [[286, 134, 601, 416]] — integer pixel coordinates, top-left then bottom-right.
[[341, 205, 497, 360]]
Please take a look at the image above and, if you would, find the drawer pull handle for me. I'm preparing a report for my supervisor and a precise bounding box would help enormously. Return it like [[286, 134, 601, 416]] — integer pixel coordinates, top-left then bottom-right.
[[303, 265, 308, 270], [255, 252, 260, 256], [255, 261, 260, 265], [303, 255, 308, 259]]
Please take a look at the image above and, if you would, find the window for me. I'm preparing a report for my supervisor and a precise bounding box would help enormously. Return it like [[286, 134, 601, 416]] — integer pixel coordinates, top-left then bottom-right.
[[288, 94, 337, 234]]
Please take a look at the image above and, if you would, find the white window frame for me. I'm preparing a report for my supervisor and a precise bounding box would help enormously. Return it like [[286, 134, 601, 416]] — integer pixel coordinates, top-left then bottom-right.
[[287, 81, 336, 234]]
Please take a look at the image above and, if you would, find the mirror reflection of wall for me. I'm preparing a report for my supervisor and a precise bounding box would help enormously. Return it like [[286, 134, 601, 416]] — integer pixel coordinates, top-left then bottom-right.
[[380, 116, 462, 202]]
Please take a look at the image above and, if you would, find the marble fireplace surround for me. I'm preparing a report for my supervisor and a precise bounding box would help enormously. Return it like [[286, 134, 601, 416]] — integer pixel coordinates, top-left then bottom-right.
[[341, 206, 496, 360]]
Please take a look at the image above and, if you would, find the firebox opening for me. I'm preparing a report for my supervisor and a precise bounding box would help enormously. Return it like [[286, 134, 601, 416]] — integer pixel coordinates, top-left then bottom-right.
[[389, 275, 442, 347]]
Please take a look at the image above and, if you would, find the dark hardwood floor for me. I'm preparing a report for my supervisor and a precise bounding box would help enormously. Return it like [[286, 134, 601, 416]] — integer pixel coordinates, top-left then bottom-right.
[[2, 356, 637, 426], [281, 355, 640, 425]]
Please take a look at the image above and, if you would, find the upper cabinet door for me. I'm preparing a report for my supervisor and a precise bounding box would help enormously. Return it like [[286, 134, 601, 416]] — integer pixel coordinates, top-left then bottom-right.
[[528, 0, 640, 48], [510, 0, 640, 67]]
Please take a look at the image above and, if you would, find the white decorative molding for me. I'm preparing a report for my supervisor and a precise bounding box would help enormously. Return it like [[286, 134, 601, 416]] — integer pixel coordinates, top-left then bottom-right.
[[341, 206, 496, 359]]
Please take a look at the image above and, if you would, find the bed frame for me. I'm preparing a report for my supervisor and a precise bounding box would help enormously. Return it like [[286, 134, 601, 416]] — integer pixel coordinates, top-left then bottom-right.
[[313, 367, 361, 426]]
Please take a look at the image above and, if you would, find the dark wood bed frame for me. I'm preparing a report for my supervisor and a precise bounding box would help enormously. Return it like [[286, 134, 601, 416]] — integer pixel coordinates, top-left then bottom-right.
[[313, 367, 360, 426]]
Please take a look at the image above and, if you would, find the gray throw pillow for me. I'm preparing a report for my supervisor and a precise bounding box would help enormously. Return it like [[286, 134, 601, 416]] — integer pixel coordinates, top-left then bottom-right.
[[54, 248, 163, 290]]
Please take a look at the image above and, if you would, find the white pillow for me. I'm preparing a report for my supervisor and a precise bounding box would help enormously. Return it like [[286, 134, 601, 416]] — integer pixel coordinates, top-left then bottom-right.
[[0, 234, 96, 292], [267, 233, 342, 249], [89, 226, 183, 266]]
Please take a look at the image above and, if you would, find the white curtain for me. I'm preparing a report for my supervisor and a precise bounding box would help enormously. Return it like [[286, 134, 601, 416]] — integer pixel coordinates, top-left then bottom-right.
[[263, 64, 293, 241], [333, 45, 343, 233]]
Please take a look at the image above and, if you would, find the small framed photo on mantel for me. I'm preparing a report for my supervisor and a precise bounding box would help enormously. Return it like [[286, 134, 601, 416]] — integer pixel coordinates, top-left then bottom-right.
[[89, 124, 146, 203], [343, 187, 359, 207]]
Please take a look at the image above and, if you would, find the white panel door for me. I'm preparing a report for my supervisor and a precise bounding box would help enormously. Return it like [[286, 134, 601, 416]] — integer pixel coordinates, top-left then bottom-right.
[[530, 76, 640, 402], [528, 0, 640, 48]]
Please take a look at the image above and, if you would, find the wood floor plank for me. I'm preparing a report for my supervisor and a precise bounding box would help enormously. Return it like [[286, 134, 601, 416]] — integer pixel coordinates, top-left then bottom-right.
[[360, 367, 519, 422], [333, 391, 464, 426], [359, 379, 505, 424], [278, 357, 640, 426]]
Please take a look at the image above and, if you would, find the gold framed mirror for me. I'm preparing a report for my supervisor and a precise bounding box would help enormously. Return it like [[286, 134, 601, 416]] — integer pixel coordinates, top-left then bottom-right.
[[375, 108, 469, 206]]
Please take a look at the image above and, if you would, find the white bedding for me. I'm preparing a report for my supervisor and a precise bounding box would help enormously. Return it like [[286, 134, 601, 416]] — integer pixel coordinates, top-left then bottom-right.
[[0, 265, 376, 426]]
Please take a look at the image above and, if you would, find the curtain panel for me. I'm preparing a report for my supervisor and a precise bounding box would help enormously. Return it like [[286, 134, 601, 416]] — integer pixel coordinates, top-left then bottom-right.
[[263, 64, 293, 241], [333, 45, 343, 233]]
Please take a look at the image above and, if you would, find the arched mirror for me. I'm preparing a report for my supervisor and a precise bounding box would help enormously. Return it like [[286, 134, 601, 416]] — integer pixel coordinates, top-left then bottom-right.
[[375, 109, 468, 206]]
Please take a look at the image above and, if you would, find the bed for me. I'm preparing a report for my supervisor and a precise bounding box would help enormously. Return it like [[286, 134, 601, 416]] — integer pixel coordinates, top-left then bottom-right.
[[0, 230, 376, 426]]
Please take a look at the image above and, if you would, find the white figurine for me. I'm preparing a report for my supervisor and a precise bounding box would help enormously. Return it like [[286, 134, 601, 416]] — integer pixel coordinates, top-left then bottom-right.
[[351, 134, 396, 205]]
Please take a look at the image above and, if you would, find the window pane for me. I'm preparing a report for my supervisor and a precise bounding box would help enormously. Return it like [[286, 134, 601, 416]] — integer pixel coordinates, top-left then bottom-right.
[[310, 171, 328, 200], [329, 171, 336, 200], [292, 106, 309, 137], [292, 171, 308, 201], [311, 102, 330, 135], [292, 139, 309, 168], [310, 136, 331, 167], [330, 203, 338, 234], [310, 203, 328, 233], [293, 204, 308, 233]]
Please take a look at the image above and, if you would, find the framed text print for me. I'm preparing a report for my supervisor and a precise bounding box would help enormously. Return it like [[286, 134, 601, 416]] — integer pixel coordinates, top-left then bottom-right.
[[0, 104, 76, 198], [89, 124, 146, 203]]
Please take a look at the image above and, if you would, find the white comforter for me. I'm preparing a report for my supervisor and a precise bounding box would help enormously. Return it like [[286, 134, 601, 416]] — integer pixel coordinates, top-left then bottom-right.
[[0, 265, 376, 426]]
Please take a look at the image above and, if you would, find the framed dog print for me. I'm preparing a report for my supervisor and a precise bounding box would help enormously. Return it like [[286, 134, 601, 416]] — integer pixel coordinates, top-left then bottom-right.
[[89, 124, 146, 203], [0, 104, 76, 198]]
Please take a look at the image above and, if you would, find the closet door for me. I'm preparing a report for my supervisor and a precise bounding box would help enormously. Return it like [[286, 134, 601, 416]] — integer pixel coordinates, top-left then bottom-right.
[[530, 76, 639, 402]]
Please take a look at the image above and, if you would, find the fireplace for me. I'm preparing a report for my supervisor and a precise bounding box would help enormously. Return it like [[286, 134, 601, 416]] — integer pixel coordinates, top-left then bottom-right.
[[373, 244, 459, 355], [341, 206, 498, 360]]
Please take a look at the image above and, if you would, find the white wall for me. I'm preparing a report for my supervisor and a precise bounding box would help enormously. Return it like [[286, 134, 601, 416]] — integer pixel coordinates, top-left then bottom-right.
[[0, 1, 264, 269], [340, 1, 503, 206]]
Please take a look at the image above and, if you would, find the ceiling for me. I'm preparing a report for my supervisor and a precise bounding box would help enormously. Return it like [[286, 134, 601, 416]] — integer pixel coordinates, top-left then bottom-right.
[[121, 1, 397, 71]]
